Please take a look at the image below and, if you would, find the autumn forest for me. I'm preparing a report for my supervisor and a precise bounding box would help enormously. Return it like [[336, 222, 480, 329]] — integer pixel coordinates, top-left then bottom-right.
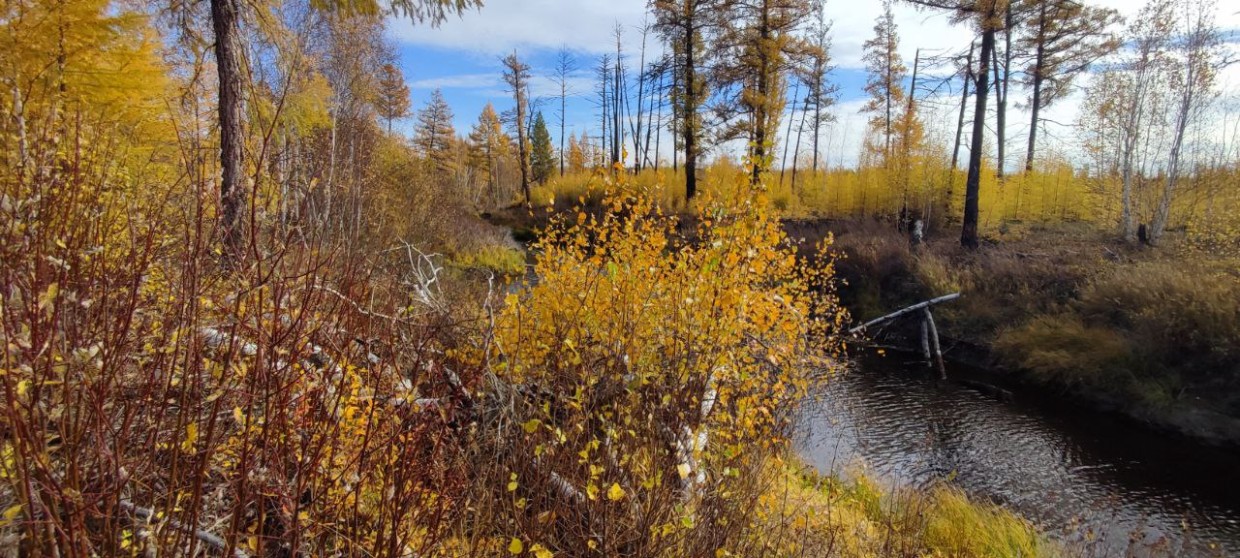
[[1, 0, 1238, 556]]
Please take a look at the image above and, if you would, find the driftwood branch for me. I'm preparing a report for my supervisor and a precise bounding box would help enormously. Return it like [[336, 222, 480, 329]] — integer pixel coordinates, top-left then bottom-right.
[[848, 293, 961, 334], [119, 500, 250, 558]]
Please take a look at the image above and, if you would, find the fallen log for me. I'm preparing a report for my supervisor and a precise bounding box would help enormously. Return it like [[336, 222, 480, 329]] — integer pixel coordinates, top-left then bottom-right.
[[848, 293, 961, 335]]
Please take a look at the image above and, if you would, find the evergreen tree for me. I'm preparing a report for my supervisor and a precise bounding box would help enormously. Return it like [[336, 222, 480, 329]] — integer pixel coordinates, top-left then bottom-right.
[[530, 111, 555, 184], [414, 88, 457, 172]]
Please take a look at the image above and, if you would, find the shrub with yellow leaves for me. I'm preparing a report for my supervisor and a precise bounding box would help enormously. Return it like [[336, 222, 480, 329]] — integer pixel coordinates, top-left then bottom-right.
[[447, 169, 848, 556]]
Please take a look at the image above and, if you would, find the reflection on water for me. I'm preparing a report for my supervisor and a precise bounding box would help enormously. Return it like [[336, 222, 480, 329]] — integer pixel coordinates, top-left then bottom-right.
[[797, 353, 1240, 557]]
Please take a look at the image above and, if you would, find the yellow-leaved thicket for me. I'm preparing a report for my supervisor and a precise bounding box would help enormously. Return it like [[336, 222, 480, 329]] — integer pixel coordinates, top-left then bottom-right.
[[450, 169, 849, 556]]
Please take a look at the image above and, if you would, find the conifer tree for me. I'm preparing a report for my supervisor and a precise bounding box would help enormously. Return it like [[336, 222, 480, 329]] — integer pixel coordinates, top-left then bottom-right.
[[905, 0, 1010, 249], [530, 112, 555, 184], [414, 88, 457, 172], [652, 0, 722, 200], [802, 2, 838, 172], [714, 0, 815, 185], [468, 103, 511, 203], [1016, 0, 1120, 172], [376, 63, 412, 133], [567, 133, 587, 172], [861, 0, 907, 166], [502, 52, 533, 204]]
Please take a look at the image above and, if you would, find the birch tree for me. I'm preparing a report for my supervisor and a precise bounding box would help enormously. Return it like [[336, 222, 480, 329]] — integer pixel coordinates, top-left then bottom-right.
[[1150, 0, 1220, 244]]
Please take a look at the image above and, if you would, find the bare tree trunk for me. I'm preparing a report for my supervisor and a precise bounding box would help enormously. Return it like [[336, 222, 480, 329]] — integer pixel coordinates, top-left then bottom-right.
[[1025, 2, 1047, 173], [792, 98, 809, 192], [211, 0, 245, 263], [644, 71, 661, 169], [780, 80, 801, 187], [952, 42, 973, 172], [653, 72, 664, 171], [902, 49, 920, 214], [963, 28, 994, 250], [992, 4, 1012, 179], [631, 23, 649, 172], [1151, 77, 1196, 244], [683, 24, 697, 199]]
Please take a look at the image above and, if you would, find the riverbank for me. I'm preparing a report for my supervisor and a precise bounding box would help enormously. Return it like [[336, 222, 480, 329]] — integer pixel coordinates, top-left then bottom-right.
[[815, 218, 1240, 447], [760, 456, 1055, 557], [799, 351, 1240, 557], [489, 204, 1240, 446]]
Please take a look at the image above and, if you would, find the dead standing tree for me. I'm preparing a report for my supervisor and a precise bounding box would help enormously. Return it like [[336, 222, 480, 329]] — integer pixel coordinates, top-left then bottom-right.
[[903, 0, 1012, 250]]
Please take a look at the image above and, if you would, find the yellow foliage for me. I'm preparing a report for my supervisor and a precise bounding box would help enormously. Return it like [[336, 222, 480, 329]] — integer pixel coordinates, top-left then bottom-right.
[[755, 462, 1054, 558], [484, 168, 848, 555]]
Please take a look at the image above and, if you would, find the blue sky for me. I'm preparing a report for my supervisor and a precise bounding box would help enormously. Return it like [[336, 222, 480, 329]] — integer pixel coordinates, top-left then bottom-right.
[[385, 0, 1240, 168]]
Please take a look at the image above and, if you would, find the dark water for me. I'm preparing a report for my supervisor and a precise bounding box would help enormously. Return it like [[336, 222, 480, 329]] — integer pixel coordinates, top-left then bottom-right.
[[796, 353, 1240, 557]]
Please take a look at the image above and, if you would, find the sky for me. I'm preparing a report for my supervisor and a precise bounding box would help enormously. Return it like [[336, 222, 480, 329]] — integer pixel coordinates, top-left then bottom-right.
[[385, 0, 1240, 169]]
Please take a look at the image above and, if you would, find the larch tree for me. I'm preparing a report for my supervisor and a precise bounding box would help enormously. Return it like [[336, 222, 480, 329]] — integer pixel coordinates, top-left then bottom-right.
[[530, 111, 556, 183], [904, 0, 1010, 249], [991, 2, 1014, 178], [651, 0, 721, 200], [376, 63, 412, 133], [502, 52, 533, 204], [861, 0, 907, 167], [1015, 0, 1120, 172], [567, 132, 587, 172], [801, 1, 837, 173], [468, 102, 510, 204], [203, 0, 480, 264], [715, 0, 815, 185], [413, 88, 457, 172]]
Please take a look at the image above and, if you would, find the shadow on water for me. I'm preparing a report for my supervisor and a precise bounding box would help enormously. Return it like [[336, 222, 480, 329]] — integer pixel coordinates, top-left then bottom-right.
[[796, 352, 1240, 557]]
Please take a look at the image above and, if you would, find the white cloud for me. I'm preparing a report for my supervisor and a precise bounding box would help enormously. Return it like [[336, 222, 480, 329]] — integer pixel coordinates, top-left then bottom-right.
[[391, 0, 1240, 168], [409, 73, 502, 90], [387, 0, 651, 56]]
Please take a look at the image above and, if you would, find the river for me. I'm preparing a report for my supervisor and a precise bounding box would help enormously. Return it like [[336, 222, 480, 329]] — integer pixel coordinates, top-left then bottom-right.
[[797, 352, 1240, 557]]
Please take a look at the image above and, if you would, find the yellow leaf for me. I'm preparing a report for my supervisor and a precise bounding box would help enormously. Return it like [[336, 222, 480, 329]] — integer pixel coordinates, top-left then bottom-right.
[[181, 422, 198, 453], [677, 463, 691, 480], [38, 283, 59, 313], [531, 543, 553, 558], [1, 504, 21, 525], [586, 483, 599, 500], [607, 483, 625, 501], [522, 419, 541, 433], [507, 537, 523, 554]]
